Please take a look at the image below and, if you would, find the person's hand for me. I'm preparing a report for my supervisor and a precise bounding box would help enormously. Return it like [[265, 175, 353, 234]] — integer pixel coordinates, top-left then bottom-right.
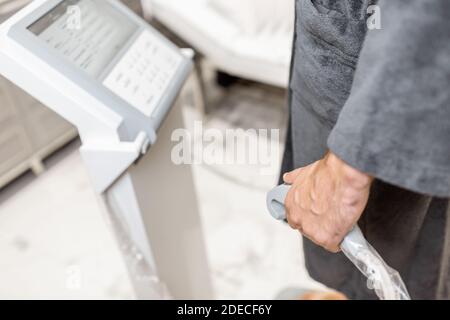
[[283, 152, 373, 253]]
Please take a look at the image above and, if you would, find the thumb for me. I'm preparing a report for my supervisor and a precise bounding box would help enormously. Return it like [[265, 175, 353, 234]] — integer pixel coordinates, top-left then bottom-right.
[[283, 168, 303, 184]]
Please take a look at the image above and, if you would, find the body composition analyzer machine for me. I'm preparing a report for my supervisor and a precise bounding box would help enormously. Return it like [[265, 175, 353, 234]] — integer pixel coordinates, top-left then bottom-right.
[[0, 0, 212, 299]]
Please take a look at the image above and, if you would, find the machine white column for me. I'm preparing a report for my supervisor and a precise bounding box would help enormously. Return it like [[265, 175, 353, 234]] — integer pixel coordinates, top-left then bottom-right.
[[104, 101, 213, 299]]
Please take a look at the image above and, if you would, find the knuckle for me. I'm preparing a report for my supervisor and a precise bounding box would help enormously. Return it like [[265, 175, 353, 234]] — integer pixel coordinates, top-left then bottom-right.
[[323, 239, 335, 251], [311, 229, 336, 250], [300, 223, 312, 237], [287, 210, 306, 232], [315, 233, 329, 247], [287, 214, 302, 230], [324, 235, 341, 252], [288, 220, 297, 229]]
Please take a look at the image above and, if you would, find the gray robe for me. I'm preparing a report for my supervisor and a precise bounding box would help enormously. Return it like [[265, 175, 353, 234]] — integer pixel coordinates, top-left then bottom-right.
[[281, 0, 450, 299]]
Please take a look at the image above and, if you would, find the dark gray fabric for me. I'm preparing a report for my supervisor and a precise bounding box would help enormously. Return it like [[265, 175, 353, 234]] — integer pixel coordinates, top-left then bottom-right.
[[328, 0, 450, 197], [282, 0, 450, 299]]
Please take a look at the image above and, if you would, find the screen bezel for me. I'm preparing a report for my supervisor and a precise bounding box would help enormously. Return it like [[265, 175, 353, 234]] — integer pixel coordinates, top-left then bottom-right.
[[26, 0, 140, 80]]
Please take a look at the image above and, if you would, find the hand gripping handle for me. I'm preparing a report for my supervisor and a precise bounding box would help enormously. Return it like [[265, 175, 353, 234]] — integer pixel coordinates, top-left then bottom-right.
[[266, 184, 368, 251], [266, 184, 411, 300]]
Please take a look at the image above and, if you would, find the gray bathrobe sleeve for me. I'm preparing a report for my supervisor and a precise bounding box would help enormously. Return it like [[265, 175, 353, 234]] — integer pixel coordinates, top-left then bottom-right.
[[328, 0, 450, 197]]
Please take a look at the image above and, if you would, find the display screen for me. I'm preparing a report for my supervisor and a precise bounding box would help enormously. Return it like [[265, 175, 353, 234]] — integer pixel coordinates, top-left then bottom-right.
[[27, 0, 138, 78]]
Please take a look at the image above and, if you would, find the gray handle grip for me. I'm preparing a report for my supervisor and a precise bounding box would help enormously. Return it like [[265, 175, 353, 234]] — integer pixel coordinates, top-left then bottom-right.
[[266, 185, 367, 250], [266, 184, 291, 221]]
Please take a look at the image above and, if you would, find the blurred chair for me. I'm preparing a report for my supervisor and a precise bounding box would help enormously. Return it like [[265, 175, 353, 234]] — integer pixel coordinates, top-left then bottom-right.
[[141, 0, 294, 88]]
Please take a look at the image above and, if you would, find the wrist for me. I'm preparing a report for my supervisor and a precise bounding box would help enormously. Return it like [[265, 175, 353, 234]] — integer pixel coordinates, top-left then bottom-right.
[[327, 152, 373, 189]]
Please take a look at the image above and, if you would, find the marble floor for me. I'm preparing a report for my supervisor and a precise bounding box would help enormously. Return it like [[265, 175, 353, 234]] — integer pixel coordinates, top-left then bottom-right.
[[0, 79, 323, 300]]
